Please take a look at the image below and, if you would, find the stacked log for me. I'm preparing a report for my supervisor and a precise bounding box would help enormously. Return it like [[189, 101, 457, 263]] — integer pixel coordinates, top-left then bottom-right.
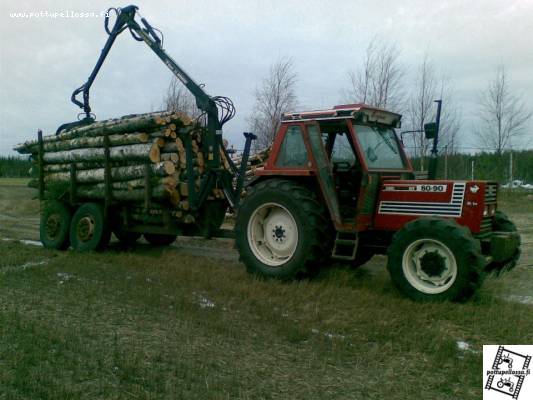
[[15, 110, 227, 223]]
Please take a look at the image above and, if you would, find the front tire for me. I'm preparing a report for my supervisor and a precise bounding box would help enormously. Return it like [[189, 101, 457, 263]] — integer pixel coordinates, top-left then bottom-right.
[[487, 211, 521, 273], [235, 179, 330, 280], [387, 218, 485, 302], [70, 203, 111, 251]]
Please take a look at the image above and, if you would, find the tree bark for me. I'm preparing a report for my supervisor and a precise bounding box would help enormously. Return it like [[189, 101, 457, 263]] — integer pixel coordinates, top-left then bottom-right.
[[14, 111, 192, 152], [42, 162, 175, 184], [76, 184, 172, 202], [16, 132, 149, 154], [42, 143, 160, 164]]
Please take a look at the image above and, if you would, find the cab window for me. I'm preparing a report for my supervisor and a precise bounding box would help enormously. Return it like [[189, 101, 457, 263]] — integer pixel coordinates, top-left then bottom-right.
[[276, 126, 308, 167], [331, 133, 356, 166]]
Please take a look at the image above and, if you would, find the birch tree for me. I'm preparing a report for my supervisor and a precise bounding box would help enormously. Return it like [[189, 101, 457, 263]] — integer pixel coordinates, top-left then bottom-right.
[[249, 57, 297, 150]]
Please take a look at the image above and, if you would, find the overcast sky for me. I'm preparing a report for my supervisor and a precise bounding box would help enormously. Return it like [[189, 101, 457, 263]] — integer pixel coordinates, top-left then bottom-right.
[[1, 0, 532, 155]]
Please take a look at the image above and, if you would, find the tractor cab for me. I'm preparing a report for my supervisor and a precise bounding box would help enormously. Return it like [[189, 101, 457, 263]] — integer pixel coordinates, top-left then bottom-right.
[[255, 103, 412, 231], [237, 103, 520, 302]]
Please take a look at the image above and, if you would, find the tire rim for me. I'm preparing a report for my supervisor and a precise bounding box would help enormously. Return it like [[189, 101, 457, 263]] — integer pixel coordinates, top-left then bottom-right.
[[402, 238, 458, 294], [77, 215, 95, 242], [45, 214, 61, 240], [247, 202, 298, 267]]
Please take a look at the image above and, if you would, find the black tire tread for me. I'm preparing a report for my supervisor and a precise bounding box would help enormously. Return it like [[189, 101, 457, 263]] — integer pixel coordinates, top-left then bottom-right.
[[235, 179, 331, 279], [387, 218, 485, 301]]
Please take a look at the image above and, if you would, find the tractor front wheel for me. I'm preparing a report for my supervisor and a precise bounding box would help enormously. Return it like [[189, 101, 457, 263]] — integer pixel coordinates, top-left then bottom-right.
[[235, 179, 330, 280], [486, 211, 521, 273], [387, 218, 485, 302]]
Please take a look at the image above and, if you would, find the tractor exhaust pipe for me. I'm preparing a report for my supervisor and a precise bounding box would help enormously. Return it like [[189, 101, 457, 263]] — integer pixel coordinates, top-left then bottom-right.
[[426, 99, 442, 180]]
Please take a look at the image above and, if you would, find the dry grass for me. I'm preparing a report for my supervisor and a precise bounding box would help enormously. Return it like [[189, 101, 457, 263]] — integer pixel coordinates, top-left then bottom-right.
[[1, 240, 532, 399], [0, 180, 532, 399]]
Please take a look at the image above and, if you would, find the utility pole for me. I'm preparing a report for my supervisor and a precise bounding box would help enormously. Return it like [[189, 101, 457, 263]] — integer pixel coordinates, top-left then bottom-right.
[[509, 150, 513, 189], [471, 160, 474, 180]]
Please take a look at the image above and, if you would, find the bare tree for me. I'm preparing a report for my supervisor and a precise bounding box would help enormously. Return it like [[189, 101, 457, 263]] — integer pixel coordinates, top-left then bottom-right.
[[249, 57, 297, 150], [477, 65, 532, 154], [162, 76, 201, 118], [406, 55, 461, 169], [345, 38, 405, 112]]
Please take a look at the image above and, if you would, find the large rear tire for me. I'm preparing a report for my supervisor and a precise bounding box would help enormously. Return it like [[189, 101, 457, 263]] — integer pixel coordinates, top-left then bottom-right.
[[235, 179, 331, 280], [40, 201, 71, 250], [387, 218, 485, 302], [69, 203, 111, 251]]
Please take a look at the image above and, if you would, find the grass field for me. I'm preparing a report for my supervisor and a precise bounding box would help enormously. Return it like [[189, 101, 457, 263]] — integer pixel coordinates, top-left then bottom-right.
[[0, 178, 532, 399]]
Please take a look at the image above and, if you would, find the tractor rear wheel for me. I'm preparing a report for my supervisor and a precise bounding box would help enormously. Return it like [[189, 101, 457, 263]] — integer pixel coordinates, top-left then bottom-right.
[[69, 203, 111, 251], [235, 179, 330, 280], [387, 218, 485, 302], [40, 201, 71, 250]]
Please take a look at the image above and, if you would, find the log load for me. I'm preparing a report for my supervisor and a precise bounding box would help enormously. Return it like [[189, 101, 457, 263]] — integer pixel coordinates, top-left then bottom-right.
[[15, 110, 243, 223]]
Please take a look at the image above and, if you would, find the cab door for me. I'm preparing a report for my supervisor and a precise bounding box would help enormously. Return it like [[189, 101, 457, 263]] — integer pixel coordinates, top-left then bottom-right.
[[305, 123, 343, 229]]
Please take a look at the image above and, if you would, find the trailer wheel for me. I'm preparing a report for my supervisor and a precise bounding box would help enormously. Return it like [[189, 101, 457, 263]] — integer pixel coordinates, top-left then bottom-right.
[[69, 203, 111, 251], [144, 233, 176, 246], [40, 201, 71, 250], [487, 211, 521, 273], [113, 230, 141, 245], [387, 218, 485, 302], [235, 179, 330, 280]]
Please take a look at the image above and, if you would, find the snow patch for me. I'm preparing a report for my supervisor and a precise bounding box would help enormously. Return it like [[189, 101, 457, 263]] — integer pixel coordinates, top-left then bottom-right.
[[57, 272, 75, 284], [505, 295, 533, 305], [1, 260, 48, 274], [1, 237, 43, 247], [198, 296, 215, 309], [311, 328, 345, 340], [457, 341, 471, 351]]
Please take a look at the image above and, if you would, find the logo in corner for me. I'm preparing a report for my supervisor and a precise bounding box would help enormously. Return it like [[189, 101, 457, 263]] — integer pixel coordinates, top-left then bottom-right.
[[484, 345, 532, 399]]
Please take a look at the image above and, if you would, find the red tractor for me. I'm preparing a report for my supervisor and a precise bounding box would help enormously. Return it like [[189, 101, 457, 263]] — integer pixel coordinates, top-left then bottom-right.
[[235, 104, 521, 301]]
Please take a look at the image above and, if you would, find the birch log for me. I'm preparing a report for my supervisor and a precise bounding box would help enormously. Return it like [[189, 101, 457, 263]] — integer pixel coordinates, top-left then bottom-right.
[[42, 143, 160, 164], [42, 162, 175, 184], [16, 132, 150, 154]]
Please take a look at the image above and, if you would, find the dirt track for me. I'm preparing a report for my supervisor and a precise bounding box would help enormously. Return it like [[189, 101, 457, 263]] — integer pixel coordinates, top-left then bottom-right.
[[1, 182, 532, 299]]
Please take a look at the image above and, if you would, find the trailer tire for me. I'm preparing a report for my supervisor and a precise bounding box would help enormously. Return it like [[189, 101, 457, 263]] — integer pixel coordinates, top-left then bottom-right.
[[387, 218, 485, 302], [144, 233, 176, 246], [70, 203, 111, 251], [40, 201, 71, 250], [487, 211, 521, 273], [235, 179, 330, 280]]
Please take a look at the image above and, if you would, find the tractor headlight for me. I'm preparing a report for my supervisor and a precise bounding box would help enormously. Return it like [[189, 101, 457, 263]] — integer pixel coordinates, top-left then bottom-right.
[[483, 206, 489, 217]]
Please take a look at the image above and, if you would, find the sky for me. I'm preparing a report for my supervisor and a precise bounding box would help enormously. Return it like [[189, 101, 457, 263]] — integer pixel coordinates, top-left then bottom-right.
[[1, 0, 532, 155]]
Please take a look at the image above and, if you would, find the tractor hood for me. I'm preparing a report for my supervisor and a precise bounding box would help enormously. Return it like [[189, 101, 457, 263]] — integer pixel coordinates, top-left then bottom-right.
[[373, 180, 498, 234]]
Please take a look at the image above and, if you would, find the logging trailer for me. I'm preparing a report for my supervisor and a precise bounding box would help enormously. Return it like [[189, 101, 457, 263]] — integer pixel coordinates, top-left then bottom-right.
[[36, 5, 520, 301]]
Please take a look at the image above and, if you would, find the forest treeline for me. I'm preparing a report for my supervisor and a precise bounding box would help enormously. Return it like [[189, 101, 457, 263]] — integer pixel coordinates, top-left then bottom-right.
[[2, 149, 532, 183]]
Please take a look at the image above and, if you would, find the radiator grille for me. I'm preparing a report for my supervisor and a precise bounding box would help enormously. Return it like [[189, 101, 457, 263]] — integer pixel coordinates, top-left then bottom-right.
[[479, 216, 493, 233], [485, 182, 498, 204]]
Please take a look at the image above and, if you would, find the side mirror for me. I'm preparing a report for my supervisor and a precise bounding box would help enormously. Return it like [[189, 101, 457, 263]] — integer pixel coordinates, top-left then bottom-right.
[[424, 122, 437, 139]]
